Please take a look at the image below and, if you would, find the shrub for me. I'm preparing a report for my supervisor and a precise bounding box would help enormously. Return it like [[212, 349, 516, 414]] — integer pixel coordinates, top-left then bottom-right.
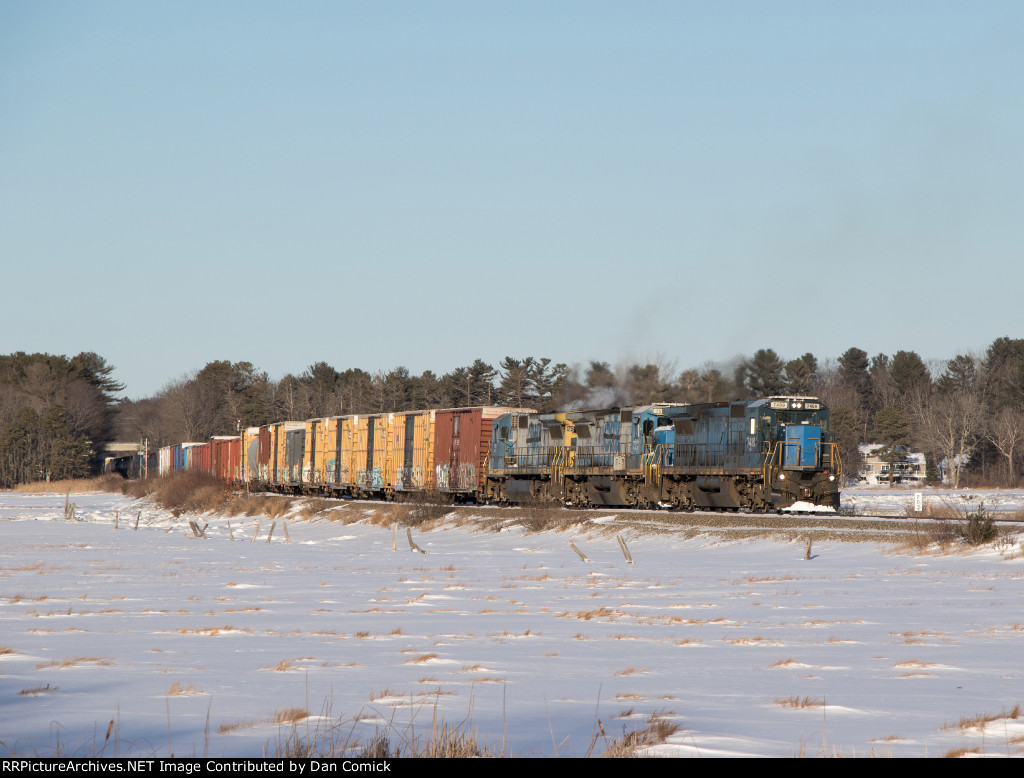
[[515, 495, 574, 532], [957, 502, 999, 545], [402, 490, 453, 525]]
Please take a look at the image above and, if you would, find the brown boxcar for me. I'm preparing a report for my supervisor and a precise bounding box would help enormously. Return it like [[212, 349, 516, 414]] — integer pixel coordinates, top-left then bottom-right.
[[210, 436, 240, 483], [190, 442, 211, 474], [433, 407, 534, 499]]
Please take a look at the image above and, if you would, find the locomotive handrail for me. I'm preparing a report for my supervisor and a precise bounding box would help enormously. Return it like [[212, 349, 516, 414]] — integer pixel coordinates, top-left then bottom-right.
[[763, 443, 781, 487], [822, 443, 843, 482], [644, 446, 661, 485], [551, 447, 565, 486]]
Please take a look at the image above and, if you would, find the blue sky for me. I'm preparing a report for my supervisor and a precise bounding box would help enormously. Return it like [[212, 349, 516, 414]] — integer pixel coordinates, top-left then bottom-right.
[[2, 1, 1021, 399]]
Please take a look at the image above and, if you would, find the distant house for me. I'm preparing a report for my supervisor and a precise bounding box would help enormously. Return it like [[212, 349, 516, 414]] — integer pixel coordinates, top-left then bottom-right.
[[858, 444, 926, 485]]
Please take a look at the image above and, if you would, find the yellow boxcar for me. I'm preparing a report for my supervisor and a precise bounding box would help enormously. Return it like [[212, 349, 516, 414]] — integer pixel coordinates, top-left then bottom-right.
[[269, 421, 306, 489], [351, 413, 390, 496], [318, 416, 342, 492], [302, 417, 334, 489], [349, 415, 368, 494], [240, 426, 261, 485], [337, 415, 357, 492], [391, 410, 435, 494]]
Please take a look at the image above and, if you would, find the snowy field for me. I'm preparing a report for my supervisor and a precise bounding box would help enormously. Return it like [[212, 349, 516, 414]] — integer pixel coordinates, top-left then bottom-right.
[[1, 488, 1023, 758]]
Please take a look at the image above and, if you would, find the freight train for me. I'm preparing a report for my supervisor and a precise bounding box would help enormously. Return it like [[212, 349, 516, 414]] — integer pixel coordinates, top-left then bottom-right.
[[158, 396, 841, 511]]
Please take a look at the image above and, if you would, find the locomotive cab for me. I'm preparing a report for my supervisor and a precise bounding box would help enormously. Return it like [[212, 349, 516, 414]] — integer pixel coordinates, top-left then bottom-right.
[[750, 396, 840, 509]]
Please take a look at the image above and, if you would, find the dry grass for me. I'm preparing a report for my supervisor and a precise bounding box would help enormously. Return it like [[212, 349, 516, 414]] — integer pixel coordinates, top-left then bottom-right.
[[775, 696, 826, 709], [0, 646, 14, 656], [261, 660, 296, 672], [572, 606, 618, 621], [401, 491, 454, 525], [173, 625, 249, 636], [35, 656, 114, 670], [603, 711, 680, 757], [122, 471, 231, 515], [947, 703, 1021, 730], [19, 684, 58, 696], [943, 746, 980, 758], [369, 493, 452, 528], [224, 494, 293, 519], [11, 474, 125, 494], [299, 499, 334, 518], [514, 496, 578, 532], [404, 653, 439, 664], [166, 681, 202, 696], [270, 707, 309, 724], [217, 719, 257, 734], [894, 659, 935, 669]]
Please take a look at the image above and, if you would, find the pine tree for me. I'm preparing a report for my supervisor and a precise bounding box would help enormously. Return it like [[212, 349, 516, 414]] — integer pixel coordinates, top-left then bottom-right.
[[890, 351, 930, 398], [743, 349, 786, 397], [784, 353, 818, 395], [838, 347, 871, 408], [872, 405, 912, 486]]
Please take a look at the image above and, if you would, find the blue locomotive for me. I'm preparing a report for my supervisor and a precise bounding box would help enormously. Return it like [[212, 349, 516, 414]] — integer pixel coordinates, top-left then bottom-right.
[[486, 396, 841, 511]]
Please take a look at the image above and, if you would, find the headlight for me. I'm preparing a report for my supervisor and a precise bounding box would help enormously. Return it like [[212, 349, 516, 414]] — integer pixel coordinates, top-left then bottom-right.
[[828, 475, 835, 482], [779, 472, 785, 480]]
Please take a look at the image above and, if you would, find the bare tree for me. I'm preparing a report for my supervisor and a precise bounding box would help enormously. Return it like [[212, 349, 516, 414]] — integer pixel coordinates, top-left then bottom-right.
[[989, 406, 1024, 486], [913, 389, 986, 489]]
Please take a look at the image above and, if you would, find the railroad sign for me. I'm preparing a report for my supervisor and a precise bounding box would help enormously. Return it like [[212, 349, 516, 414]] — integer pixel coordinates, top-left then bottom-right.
[[914, 492, 923, 512]]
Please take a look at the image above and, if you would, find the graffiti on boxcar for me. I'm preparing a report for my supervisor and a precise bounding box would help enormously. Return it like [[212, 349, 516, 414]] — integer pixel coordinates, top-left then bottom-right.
[[435, 463, 475, 492], [396, 466, 426, 491]]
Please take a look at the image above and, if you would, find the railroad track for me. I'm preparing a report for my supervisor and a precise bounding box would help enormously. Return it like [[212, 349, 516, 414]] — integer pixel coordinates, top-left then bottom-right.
[[270, 494, 1021, 544]]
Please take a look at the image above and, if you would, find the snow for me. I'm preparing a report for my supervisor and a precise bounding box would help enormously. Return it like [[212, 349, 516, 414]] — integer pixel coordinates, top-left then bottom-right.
[[0, 489, 1022, 758]]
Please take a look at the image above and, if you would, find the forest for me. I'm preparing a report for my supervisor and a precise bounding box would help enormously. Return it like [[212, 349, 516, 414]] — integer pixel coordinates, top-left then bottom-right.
[[2, 339, 1023, 489]]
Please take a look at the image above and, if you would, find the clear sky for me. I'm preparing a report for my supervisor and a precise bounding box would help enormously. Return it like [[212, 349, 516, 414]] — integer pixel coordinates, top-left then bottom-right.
[[2, 1, 1022, 399]]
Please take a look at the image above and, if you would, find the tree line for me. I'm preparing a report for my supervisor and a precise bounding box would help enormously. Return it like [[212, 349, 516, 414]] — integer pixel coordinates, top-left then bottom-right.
[[4, 339, 1024, 488], [0, 352, 124, 488]]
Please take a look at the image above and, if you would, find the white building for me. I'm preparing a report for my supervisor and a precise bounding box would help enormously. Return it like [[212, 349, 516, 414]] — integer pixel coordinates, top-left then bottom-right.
[[858, 444, 926, 485]]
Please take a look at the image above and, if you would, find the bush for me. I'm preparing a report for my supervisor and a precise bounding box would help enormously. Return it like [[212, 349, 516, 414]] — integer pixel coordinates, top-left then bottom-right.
[[515, 495, 575, 532], [957, 502, 999, 545], [401, 490, 453, 526]]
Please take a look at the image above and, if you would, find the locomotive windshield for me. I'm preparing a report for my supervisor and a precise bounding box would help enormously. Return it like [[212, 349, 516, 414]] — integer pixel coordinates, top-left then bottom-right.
[[769, 411, 829, 438]]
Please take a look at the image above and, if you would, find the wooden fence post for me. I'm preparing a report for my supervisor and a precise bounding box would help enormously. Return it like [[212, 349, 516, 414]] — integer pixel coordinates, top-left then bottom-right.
[[406, 527, 426, 554], [617, 534, 634, 565]]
